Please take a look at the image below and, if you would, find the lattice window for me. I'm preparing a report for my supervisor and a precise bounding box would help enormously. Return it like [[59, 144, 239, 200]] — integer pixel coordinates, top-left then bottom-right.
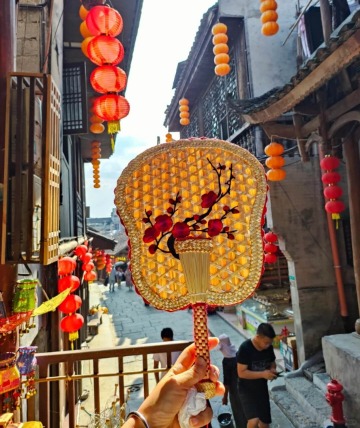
[[63, 63, 88, 135], [201, 49, 243, 140], [2, 73, 61, 264], [180, 105, 200, 139]]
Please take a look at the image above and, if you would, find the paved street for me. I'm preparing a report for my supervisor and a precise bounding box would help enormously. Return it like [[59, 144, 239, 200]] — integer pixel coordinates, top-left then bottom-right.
[[77, 281, 292, 428]]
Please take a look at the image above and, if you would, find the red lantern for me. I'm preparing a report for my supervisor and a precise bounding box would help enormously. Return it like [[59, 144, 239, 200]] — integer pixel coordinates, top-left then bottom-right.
[[60, 313, 84, 345], [74, 245, 88, 258], [82, 252, 93, 264], [264, 231, 277, 243], [264, 253, 277, 263], [320, 155, 340, 171], [325, 200, 345, 218], [58, 275, 81, 293], [93, 94, 130, 121], [82, 262, 95, 272], [90, 65, 127, 94], [324, 185, 343, 200], [58, 257, 76, 276], [58, 295, 82, 314], [321, 172, 341, 184], [88, 35, 124, 66], [264, 243, 277, 253], [86, 6, 123, 37], [84, 270, 97, 281]]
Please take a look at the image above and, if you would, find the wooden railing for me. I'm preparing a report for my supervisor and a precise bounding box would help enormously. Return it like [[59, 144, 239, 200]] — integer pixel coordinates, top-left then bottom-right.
[[31, 340, 192, 428]]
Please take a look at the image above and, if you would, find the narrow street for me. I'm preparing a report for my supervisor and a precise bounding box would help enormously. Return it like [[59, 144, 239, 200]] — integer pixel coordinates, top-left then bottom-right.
[[76, 282, 294, 428]]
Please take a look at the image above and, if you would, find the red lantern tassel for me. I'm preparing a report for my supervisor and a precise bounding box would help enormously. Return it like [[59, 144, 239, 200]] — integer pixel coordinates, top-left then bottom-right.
[[107, 120, 120, 134]]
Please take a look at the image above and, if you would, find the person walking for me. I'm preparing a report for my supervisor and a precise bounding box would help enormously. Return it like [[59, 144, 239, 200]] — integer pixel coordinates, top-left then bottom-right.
[[218, 334, 247, 428], [153, 327, 181, 383], [236, 323, 278, 428], [108, 265, 117, 293]]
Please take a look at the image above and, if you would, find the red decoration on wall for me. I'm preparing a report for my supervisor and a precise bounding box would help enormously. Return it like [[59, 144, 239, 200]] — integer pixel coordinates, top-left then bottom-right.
[[58, 257, 76, 276], [90, 65, 127, 93], [60, 314, 84, 345], [58, 275, 81, 293], [86, 5, 123, 37], [263, 230, 278, 264]]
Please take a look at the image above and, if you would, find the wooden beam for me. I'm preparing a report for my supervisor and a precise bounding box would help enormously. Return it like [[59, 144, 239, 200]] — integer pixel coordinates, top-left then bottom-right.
[[293, 114, 309, 161], [301, 87, 360, 135], [261, 122, 297, 139], [243, 30, 360, 124]]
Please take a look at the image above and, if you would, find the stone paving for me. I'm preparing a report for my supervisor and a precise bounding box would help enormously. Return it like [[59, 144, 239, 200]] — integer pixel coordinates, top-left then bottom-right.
[[76, 281, 293, 427]]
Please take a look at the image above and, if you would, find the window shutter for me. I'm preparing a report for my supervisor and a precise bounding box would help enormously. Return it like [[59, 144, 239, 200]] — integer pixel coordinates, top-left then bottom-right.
[[63, 62, 88, 135]]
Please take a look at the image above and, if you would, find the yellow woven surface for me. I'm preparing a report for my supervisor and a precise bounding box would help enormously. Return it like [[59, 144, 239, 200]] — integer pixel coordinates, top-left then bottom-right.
[[114, 138, 267, 311]]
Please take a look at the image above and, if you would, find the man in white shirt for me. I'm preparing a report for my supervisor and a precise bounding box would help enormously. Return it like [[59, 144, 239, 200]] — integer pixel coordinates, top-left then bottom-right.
[[153, 327, 181, 383]]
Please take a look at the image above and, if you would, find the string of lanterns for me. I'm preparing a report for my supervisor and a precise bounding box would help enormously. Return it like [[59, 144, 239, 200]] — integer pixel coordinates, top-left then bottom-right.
[[179, 98, 190, 126], [320, 155, 345, 225], [263, 231, 279, 263], [212, 22, 231, 76], [260, 0, 279, 36], [264, 141, 286, 181], [91, 141, 101, 188]]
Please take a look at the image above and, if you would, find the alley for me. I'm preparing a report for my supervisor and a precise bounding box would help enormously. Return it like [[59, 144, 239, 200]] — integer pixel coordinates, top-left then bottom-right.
[[75, 281, 294, 428]]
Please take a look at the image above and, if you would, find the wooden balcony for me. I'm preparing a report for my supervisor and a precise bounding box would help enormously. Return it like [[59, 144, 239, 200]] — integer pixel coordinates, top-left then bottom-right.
[[30, 340, 192, 427]]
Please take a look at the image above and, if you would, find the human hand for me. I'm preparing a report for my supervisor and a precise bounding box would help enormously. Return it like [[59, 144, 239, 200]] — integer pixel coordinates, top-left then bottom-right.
[[133, 337, 224, 428], [263, 369, 277, 380]]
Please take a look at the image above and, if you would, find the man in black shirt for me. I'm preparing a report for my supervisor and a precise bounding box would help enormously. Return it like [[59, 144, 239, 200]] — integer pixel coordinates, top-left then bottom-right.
[[236, 323, 278, 428]]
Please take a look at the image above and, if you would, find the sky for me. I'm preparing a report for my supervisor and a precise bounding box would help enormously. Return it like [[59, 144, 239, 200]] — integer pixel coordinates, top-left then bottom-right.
[[84, 0, 216, 218]]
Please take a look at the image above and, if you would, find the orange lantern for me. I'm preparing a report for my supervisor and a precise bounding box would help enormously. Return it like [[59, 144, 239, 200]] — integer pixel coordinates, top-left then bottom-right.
[[264, 142, 284, 156], [89, 123, 105, 134], [264, 141, 286, 181], [89, 114, 104, 124], [212, 22, 230, 76], [88, 35, 124, 66], [165, 133, 173, 143], [260, 0, 279, 36], [79, 5, 89, 21], [179, 98, 190, 126], [84, 271, 97, 281], [93, 94, 130, 133], [81, 36, 94, 58], [80, 20, 93, 39], [90, 65, 127, 94], [86, 5, 123, 37], [266, 168, 286, 181]]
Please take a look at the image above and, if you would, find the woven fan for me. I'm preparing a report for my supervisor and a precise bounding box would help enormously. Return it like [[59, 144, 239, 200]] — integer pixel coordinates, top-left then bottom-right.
[[114, 138, 267, 396]]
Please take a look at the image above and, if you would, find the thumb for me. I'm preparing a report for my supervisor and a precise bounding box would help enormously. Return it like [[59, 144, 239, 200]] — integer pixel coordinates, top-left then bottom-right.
[[175, 357, 207, 389]]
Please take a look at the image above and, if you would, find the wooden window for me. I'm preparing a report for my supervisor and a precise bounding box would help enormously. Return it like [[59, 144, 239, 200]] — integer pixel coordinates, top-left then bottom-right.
[[63, 63, 88, 135], [1, 73, 61, 265]]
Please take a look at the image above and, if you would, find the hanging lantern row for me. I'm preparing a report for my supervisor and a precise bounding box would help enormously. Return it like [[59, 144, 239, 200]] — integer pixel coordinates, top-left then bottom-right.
[[179, 98, 190, 126], [320, 155, 345, 225], [165, 133, 173, 143], [93, 249, 107, 270], [91, 141, 101, 188], [212, 22, 231, 76], [263, 231, 278, 264], [260, 0, 279, 36], [264, 141, 286, 181], [79, 4, 130, 140]]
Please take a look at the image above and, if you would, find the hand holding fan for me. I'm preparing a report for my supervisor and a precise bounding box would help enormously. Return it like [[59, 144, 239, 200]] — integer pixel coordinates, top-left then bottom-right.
[[114, 138, 267, 397]]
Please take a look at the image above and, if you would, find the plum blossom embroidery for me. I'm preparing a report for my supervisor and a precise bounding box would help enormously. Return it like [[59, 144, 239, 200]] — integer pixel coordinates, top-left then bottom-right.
[[142, 159, 239, 258]]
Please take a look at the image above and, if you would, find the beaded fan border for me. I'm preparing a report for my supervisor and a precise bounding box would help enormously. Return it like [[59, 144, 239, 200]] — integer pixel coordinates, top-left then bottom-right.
[[114, 138, 267, 311]]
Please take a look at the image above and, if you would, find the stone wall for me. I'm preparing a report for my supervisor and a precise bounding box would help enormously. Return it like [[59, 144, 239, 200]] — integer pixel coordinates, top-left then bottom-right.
[[322, 334, 360, 427], [266, 155, 356, 363]]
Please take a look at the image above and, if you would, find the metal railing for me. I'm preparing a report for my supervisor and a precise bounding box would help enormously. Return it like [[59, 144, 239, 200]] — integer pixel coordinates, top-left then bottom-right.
[[31, 340, 192, 427]]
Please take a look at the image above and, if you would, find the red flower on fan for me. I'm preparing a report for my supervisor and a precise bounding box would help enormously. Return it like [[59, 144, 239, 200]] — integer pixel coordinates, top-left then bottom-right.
[[208, 219, 223, 237], [172, 222, 191, 239], [143, 226, 160, 243], [154, 215, 173, 232], [142, 158, 239, 256], [201, 191, 217, 208]]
